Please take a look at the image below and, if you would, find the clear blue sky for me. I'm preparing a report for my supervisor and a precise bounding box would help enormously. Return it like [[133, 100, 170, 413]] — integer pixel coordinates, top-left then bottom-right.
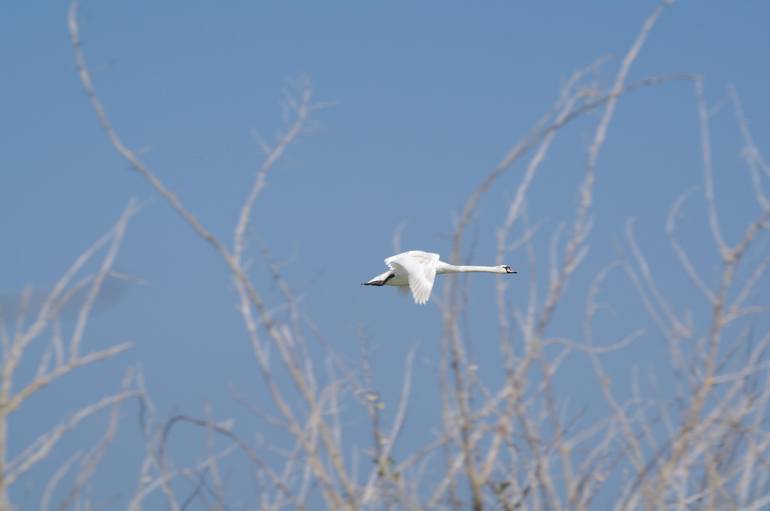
[[1, 0, 768, 507]]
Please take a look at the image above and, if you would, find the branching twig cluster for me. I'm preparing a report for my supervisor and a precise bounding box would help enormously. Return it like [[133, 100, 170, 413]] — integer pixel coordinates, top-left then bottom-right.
[[0, 202, 139, 510]]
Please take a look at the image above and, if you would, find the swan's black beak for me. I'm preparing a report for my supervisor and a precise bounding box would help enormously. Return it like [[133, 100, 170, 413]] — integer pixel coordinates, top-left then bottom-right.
[[503, 265, 517, 274]]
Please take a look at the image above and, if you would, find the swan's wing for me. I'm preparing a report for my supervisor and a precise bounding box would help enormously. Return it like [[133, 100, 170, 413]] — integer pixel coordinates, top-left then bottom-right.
[[386, 252, 439, 304], [385, 251, 440, 268]]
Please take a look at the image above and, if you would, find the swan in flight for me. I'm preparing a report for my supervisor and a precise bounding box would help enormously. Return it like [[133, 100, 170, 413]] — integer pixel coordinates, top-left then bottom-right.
[[363, 250, 516, 304]]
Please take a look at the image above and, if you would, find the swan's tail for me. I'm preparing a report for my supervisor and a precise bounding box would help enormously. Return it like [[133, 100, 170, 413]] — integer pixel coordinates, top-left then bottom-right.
[[362, 270, 395, 286]]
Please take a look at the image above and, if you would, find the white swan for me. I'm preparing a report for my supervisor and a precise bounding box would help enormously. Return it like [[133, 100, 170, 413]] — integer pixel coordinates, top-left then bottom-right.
[[363, 250, 516, 304]]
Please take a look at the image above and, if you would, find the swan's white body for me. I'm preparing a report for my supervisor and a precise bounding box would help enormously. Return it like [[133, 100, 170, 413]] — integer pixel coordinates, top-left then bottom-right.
[[363, 250, 516, 304]]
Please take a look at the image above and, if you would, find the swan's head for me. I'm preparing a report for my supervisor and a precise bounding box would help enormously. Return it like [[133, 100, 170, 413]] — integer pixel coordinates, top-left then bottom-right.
[[501, 265, 517, 274]]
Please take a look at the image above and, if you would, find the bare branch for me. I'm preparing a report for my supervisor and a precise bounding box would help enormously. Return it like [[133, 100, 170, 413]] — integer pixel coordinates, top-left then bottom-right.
[[5, 389, 139, 487]]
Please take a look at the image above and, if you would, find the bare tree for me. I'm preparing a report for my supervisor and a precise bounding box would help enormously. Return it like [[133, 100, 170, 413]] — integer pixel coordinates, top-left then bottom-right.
[[4, 0, 767, 509]]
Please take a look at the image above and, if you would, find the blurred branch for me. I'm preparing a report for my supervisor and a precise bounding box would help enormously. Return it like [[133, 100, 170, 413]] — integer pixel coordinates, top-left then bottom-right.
[[160, 414, 295, 506], [69, 2, 359, 508], [0, 201, 136, 508], [5, 388, 139, 488], [54, 369, 133, 511]]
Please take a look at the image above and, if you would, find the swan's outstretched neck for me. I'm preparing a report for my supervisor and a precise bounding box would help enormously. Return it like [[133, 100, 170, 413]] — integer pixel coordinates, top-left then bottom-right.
[[436, 261, 515, 274]]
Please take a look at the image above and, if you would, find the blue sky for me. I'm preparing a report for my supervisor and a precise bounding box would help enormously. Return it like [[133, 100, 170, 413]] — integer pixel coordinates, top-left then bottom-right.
[[1, 0, 769, 507]]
